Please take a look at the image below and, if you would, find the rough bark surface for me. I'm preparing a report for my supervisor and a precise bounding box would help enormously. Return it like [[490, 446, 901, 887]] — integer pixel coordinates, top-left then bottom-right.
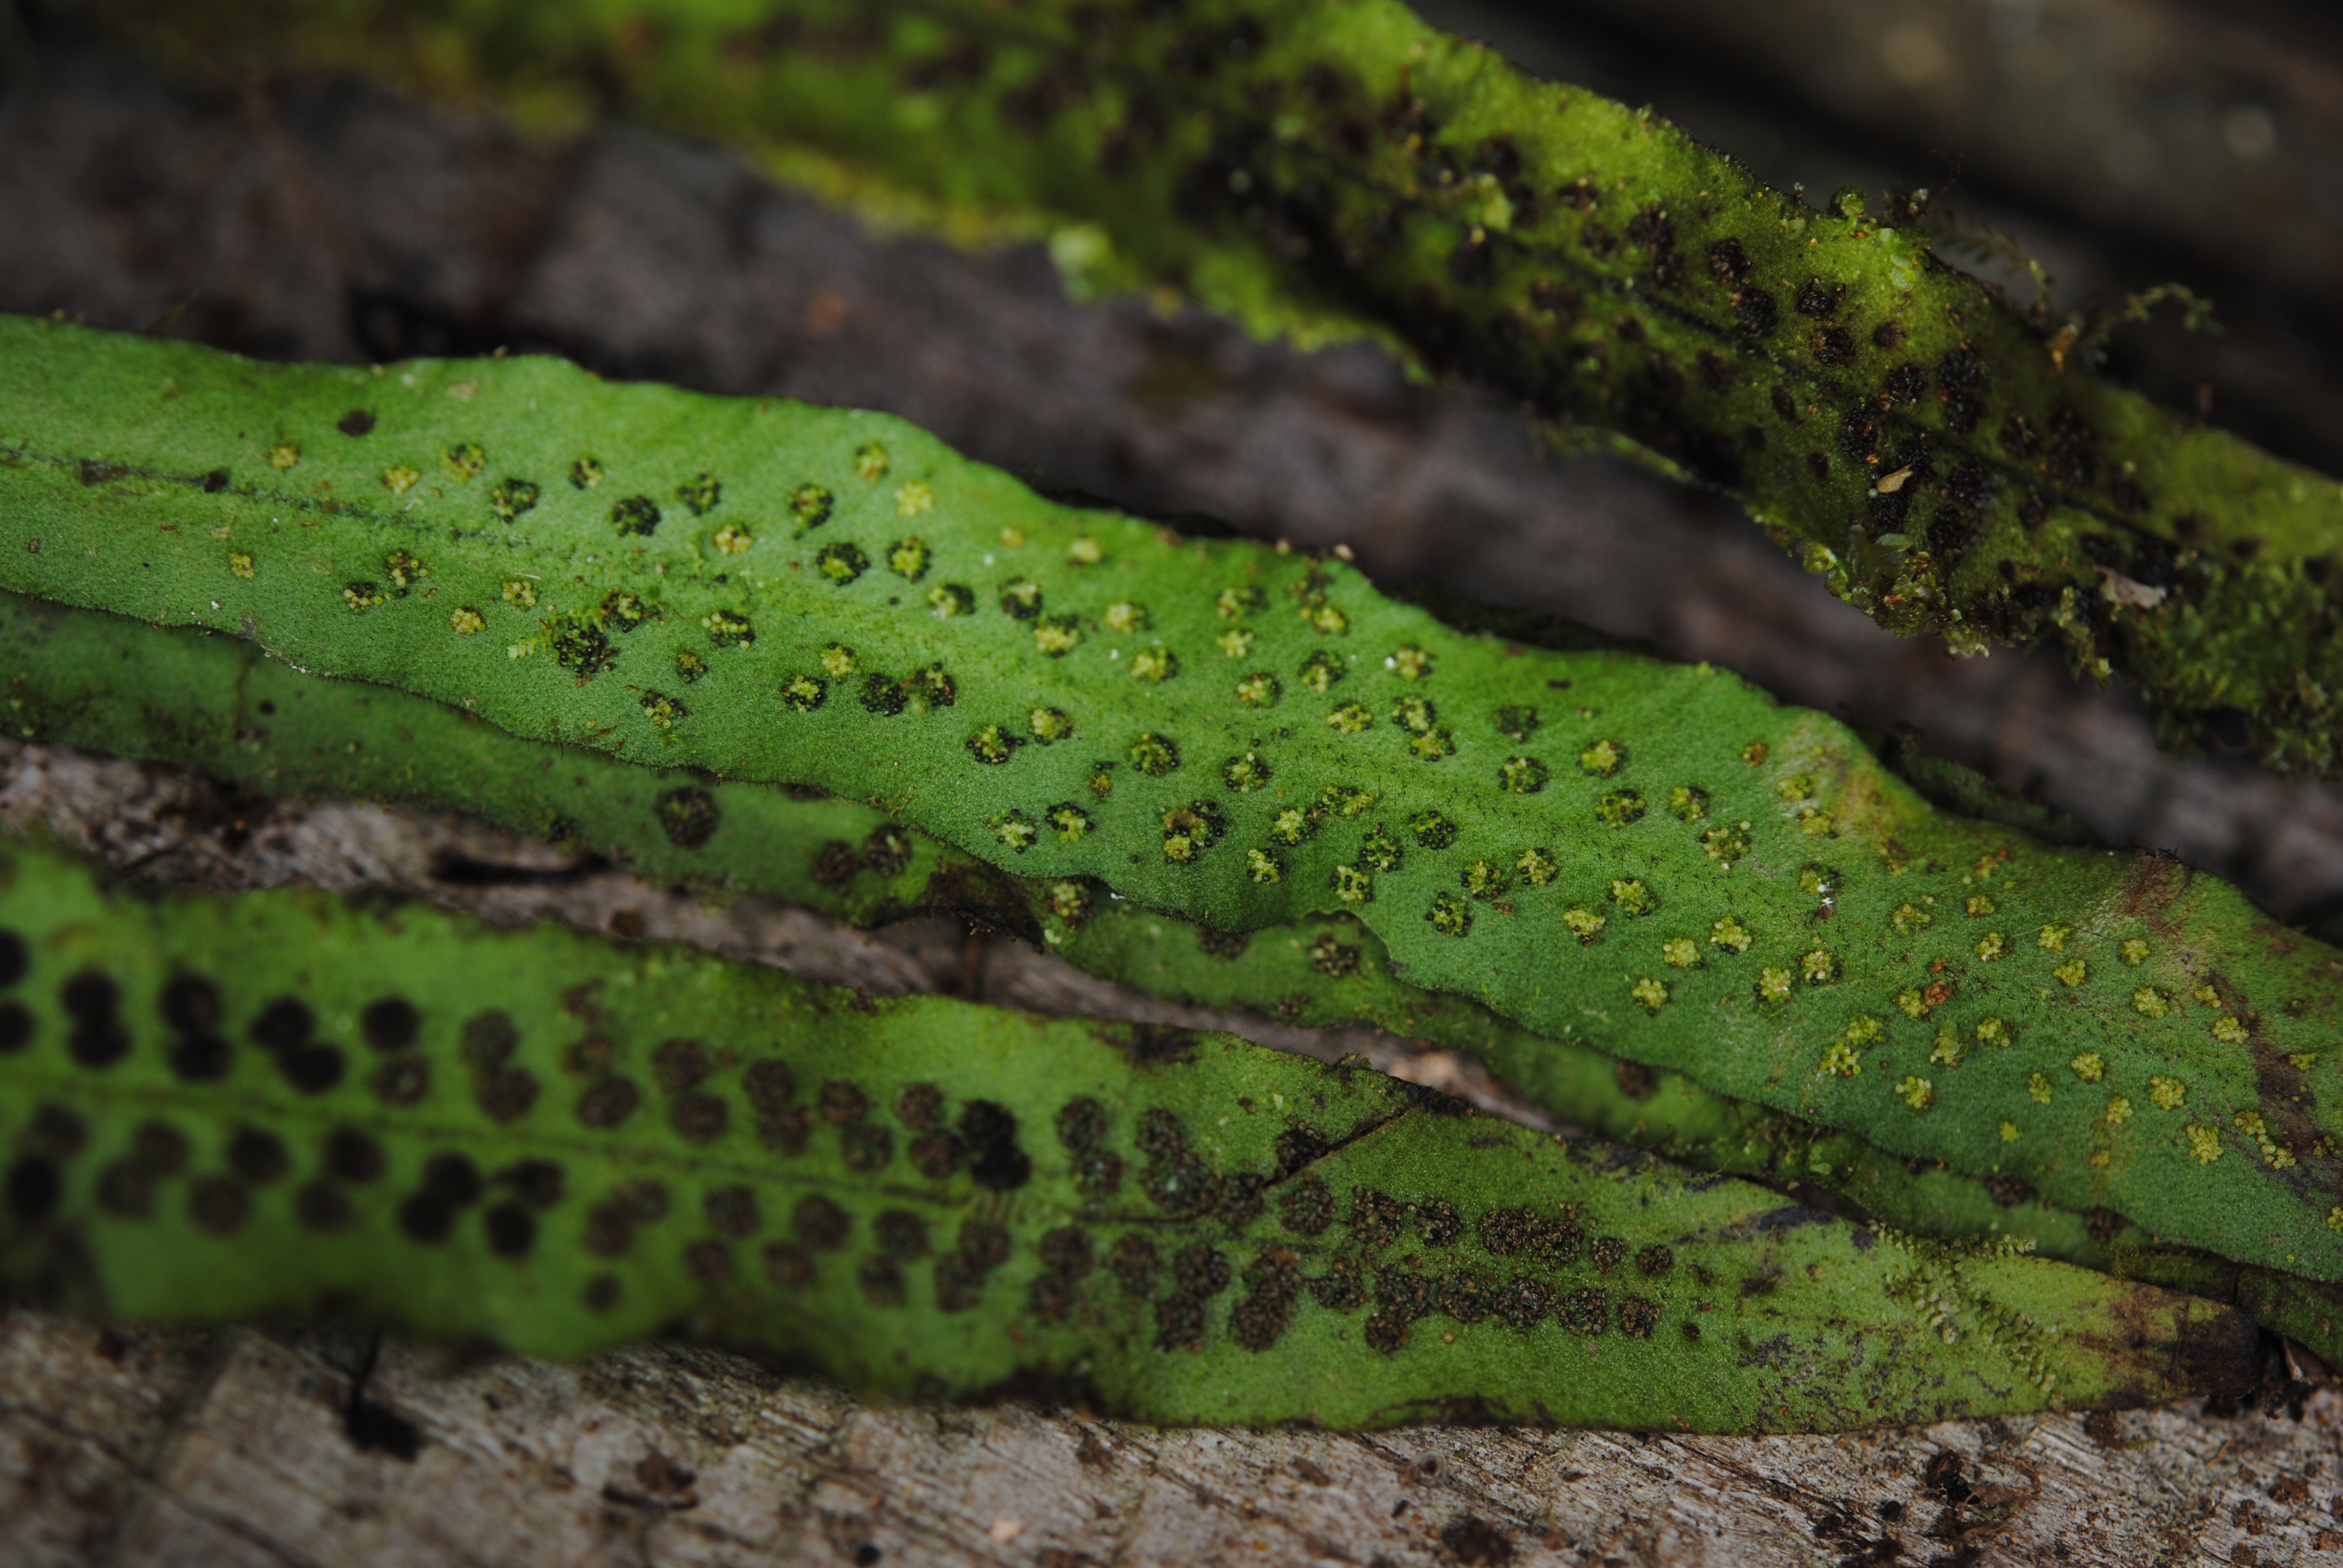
[[9, 13, 2343, 1564], [5, 1307, 2343, 1568]]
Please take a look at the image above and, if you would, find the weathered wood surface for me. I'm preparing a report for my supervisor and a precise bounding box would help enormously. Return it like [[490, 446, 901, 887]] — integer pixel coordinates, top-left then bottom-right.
[[5, 1303, 2343, 1568], [9, 13, 2343, 1563]]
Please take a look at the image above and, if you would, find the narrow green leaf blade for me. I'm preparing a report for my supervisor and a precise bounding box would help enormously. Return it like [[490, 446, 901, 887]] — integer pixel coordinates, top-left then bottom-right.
[[2, 320, 2338, 1289], [14, 585, 2341, 1363], [101, 0, 2343, 774], [0, 834, 2256, 1428]]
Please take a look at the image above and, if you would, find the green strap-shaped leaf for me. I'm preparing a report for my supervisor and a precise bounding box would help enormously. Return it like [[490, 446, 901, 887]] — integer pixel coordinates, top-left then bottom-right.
[[103, 0, 2343, 774], [0, 833, 2253, 1428], [15, 585, 2343, 1362], [0, 589, 961, 928], [0, 588, 2112, 1260], [1053, 898, 2343, 1364], [4, 319, 2339, 1290], [0, 589, 2123, 1250]]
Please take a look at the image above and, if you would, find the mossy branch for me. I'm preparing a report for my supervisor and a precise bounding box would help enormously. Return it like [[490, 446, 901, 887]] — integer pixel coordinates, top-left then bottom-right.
[[93, 0, 2343, 775]]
